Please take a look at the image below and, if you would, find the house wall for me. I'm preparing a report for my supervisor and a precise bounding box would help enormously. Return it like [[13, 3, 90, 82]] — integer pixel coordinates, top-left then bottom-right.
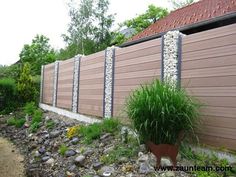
[[41, 23, 236, 150]]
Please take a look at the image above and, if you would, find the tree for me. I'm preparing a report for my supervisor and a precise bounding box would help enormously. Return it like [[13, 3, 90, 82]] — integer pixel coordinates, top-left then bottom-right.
[[17, 63, 36, 103], [169, 0, 197, 10], [124, 5, 168, 33], [93, 0, 114, 51], [61, 0, 114, 59], [19, 35, 56, 75]]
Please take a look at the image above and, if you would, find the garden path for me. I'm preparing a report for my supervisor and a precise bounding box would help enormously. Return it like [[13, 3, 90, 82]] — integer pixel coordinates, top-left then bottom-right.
[[0, 137, 24, 177]]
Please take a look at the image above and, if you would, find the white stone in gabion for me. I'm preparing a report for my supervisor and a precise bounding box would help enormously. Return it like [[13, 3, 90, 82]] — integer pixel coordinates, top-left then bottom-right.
[[53, 61, 59, 107], [104, 46, 115, 118], [163, 31, 180, 86], [72, 55, 81, 113]]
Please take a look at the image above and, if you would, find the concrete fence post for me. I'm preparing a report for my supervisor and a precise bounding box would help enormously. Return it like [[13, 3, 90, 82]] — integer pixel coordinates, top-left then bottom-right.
[[103, 46, 116, 118], [53, 61, 59, 107], [161, 31, 183, 87], [40, 65, 44, 103], [72, 55, 82, 113]]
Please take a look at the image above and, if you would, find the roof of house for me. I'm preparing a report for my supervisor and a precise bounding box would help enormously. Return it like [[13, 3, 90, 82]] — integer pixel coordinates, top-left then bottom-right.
[[127, 0, 236, 43]]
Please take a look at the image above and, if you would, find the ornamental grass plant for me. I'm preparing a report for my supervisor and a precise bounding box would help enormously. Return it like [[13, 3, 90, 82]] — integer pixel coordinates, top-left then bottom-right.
[[126, 79, 200, 145]]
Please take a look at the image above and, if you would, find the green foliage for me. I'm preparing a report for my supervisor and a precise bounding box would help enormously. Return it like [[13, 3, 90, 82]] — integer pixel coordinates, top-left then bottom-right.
[[180, 144, 235, 177], [123, 5, 168, 33], [29, 122, 40, 133], [102, 118, 120, 133], [17, 63, 36, 103], [46, 120, 55, 130], [80, 123, 102, 144], [7, 117, 25, 128], [100, 143, 138, 164], [59, 0, 114, 59], [59, 144, 68, 156], [126, 79, 200, 145], [0, 64, 21, 80], [110, 32, 127, 45], [23, 102, 37, 115], [29, 108, 43, 133], [32, 109, 43, 124], [79, 118, 120, 144], [0, 78, 18, 113], [19, 35, 56, 75]]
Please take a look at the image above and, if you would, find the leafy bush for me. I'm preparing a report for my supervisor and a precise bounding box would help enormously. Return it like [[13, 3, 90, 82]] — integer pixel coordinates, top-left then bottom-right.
[[30, 108, 43, 133], [30, 122, 40, 133], [102, 119, 120, 133], [46, 120, 55, 130], [77, 119, 120, 144], [17, 63, 36, 103], [32, 109, 43, 123], [126, 79, 200, 145], [7, 117, 25, 128], [0, 78, 18, 113], [23, 102, 37, 115], [80, 123, 102, 143]]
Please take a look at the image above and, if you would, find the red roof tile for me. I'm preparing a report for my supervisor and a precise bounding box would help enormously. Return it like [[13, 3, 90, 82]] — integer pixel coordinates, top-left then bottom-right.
[[128, 0, 236, 42]]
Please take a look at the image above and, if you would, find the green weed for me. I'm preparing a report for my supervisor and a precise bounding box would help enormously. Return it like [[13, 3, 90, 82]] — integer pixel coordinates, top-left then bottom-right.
[[59, 144, 68, 156]]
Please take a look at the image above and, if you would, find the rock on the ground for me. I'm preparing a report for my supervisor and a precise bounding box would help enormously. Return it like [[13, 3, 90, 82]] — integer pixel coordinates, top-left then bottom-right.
[[65, 149, 77, 157], [74, 155, 85, 166]]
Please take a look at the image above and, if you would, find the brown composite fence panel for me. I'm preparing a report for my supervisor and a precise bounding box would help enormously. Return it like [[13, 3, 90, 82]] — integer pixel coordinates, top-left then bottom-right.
[[181, 23, 236, 149], [42, 63, 54, 105], [113, 38, 162, 120], [56, 59, 74, 110], [41, 24, 236, 150], [78, 51, 105, 117]]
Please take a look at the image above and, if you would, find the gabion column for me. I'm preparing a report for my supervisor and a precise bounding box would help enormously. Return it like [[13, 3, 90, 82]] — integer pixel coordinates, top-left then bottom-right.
[[40, 65, 44, 103], [103, 46, 116, 118], [72, 55, 82, 113], [52, 61, 59, 107], [162, 31, 183, 87]]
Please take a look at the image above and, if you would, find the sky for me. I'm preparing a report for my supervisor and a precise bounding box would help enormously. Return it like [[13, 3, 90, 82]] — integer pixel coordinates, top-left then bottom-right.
[[0, 0, 172, 66]]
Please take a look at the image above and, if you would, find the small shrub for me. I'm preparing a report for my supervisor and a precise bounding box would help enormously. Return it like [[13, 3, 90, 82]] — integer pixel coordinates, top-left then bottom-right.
[[80, 123, 102, 144], [46, 120, 55, 130], [7, 117, 17, 126], [59, 144, 68, 156], [7, 117, 25, 128], [17, 63, 36, 103], [102, 118, 119, 133], [126, 79, 200, 145], [32, 109, 43, 124], [100, 144, 137, 164], [0, 78, 18, 113], [67, 125, 80, 139], [30, 122, 40, 133], [14, 118, 26, 128], [77, 119, 120, 144], [23, 102, 37, 115]]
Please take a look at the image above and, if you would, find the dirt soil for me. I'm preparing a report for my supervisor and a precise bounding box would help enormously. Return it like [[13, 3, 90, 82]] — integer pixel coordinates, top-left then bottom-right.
[[0, 137, 25, 177]]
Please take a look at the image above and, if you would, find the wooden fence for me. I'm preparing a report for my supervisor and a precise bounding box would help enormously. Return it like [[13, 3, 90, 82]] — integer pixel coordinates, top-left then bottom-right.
[[41, 23, 236, 150]]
